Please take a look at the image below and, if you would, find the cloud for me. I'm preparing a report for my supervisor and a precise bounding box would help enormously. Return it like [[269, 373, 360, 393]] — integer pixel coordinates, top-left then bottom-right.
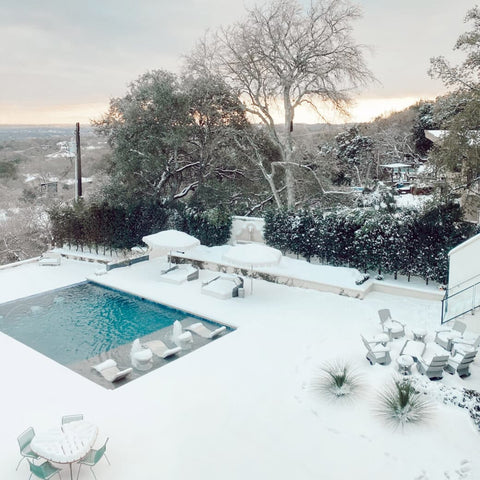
[[0, 0, 472, 124]]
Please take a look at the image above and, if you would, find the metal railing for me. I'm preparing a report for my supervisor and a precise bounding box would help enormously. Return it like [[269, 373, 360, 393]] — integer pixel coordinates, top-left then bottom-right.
[[441, 280, 480, 324]]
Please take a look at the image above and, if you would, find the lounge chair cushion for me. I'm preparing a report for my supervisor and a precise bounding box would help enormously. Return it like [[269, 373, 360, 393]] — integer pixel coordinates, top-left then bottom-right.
[[92, 359, 133, 382], [186, 322, 227, 339], [93, 359, 116, 372], [144, 340, 181, 359]]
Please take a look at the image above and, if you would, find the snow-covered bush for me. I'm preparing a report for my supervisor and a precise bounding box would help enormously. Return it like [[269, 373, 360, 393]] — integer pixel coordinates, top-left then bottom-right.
[[311, 361, 362, 401], [263, 200, 479, 284], [376, 378, 432, 428]]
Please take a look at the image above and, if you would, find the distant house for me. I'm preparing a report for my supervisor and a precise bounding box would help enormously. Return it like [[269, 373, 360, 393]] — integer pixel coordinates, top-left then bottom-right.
[[40, 181, 58, 196]]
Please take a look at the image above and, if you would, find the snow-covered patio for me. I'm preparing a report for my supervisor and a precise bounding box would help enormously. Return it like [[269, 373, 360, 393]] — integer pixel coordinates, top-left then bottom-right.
[[1, 256, 479, 479]]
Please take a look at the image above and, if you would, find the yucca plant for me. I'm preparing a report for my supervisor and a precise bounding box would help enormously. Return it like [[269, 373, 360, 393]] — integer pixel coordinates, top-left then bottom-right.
[[377, 378, 432, 428], [311, 361, 362, 401]]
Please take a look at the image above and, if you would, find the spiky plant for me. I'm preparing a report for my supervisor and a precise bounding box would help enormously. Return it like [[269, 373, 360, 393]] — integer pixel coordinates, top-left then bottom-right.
[[311, 361, 362, 401], [377, 378, 432, 428]]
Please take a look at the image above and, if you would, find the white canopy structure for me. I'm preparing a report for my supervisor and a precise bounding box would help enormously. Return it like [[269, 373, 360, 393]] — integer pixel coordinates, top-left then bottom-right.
[[142, 230, 200, 260], [222, 243, 282, 293]]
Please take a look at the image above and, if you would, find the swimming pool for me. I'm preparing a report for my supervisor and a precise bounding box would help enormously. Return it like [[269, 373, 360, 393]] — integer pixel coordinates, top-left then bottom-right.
[[0, 282, 227, 366]]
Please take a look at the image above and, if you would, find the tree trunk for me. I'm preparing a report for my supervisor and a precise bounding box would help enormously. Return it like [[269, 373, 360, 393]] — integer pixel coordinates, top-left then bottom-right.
[[283, 89, 296, 207]]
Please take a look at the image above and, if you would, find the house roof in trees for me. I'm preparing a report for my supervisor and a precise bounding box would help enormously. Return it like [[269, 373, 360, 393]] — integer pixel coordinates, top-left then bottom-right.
[[425, 129, 480, 146], [425, 129, 448, 144]]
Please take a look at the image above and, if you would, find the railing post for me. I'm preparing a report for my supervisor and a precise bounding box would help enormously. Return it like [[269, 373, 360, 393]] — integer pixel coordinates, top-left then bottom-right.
[[472, 284, 477, 315]]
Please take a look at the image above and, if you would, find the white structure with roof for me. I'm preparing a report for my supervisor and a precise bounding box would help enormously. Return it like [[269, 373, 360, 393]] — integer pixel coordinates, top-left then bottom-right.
[[445, 232, 480, 330]]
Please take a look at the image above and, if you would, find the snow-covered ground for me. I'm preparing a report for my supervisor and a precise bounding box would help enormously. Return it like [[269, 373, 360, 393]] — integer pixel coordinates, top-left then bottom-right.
[[1, 255, 479, 480]]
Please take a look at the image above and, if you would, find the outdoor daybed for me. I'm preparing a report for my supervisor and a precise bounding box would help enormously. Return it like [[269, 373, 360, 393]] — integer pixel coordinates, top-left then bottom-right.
[[158, 264, 199, 284], [201, 274, 244, 299]]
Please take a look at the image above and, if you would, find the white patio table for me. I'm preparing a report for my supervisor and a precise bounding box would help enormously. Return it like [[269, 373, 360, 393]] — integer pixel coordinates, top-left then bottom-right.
[[30, 420, 98, 480]]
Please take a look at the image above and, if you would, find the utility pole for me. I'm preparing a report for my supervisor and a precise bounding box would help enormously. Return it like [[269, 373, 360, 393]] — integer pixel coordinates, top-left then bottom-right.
[[75, 122, 82, 201]]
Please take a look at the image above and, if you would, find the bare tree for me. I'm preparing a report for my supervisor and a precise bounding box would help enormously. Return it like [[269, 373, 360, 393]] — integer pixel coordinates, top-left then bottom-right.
[[186, 0, 373, 207]]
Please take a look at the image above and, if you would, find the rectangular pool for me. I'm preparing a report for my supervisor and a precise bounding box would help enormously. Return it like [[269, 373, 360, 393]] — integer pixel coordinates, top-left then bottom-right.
[[0, 282, 230, 368]]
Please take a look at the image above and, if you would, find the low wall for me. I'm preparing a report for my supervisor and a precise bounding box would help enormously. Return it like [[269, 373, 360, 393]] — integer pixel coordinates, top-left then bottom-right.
[[171, 254, 443, 302]]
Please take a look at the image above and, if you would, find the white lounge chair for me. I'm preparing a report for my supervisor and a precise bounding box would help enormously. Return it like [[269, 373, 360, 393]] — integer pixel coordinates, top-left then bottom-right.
[[92, 359, 133, 382], [434, 320, 467, 351], [451, 334, 480, 355], [416, 352, 449, 380], [143, 340, 181, 359], [378, 309, 405, 339], [361, 334, 391, 365], [445, 349, 478, 377], [159, 265, 199, 284], [185, 321, 227, 339]]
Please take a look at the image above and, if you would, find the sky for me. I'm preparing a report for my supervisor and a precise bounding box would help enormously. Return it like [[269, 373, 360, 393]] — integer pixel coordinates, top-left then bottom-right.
[[0, 0, 475, 125]]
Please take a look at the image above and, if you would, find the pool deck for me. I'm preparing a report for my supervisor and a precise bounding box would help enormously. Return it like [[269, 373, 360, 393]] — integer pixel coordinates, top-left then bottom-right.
[[1, 257, 480, 479]]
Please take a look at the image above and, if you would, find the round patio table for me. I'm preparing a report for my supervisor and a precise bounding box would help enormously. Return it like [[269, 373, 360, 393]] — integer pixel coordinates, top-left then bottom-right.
[[30, 420, 98, 480], [397, 354, 414, 375], [412, 328, 427, 342]]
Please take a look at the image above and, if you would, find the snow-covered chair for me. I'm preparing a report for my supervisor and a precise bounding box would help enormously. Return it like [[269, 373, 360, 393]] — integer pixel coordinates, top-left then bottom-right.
[[416, 352, 449, 380], [143, 339, 181, 359], [378, 309, 405, 339], [361, 335, 391, 365], [445, 349, 478, 377], [185, 321, 227, 339], [451, 334, 480, 355], [434, 320, 467, 351], [158, 264, 199, 284], [92, 359, 133, 383]]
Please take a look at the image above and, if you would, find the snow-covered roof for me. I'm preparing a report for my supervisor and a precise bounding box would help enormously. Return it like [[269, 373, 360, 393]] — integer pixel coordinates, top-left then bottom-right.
[[380, 163, 412, 169], [425, 130, 448, 143]]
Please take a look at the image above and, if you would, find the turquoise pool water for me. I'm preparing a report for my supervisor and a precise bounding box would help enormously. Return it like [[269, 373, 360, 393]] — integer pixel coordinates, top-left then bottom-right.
[[0, 282, 217, 365]]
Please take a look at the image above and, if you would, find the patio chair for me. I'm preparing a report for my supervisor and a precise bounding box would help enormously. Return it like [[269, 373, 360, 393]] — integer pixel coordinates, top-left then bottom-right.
[[434, 320, 467, 351], [362, 333, 390, 347], [361, 335, 391, 365], [378, 309, 405, 339], [92, 359, 133, 383], [445, 349, 478, 378], [76, 437, 110, 480], [16, 427, 39, 471], [61, 414, 84, 425], [28, 460, 62, 480], [451, 334, 480, 355], [185, 321, 227, 339], [416, 353, 449, 380], [143, 339, 181, 359]]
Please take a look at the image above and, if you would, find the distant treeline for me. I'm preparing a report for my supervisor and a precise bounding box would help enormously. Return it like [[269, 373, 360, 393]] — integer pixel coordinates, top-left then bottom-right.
[[263, 202, 479, 284], [0, 125, 94, 142]]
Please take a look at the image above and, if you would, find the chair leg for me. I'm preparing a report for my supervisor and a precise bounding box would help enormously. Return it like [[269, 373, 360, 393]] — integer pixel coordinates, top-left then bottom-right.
[[76, 463, 82, 480], [103, 453, 111, 466], [16, 456, 25, 471], [90, 466, 98, 480]]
